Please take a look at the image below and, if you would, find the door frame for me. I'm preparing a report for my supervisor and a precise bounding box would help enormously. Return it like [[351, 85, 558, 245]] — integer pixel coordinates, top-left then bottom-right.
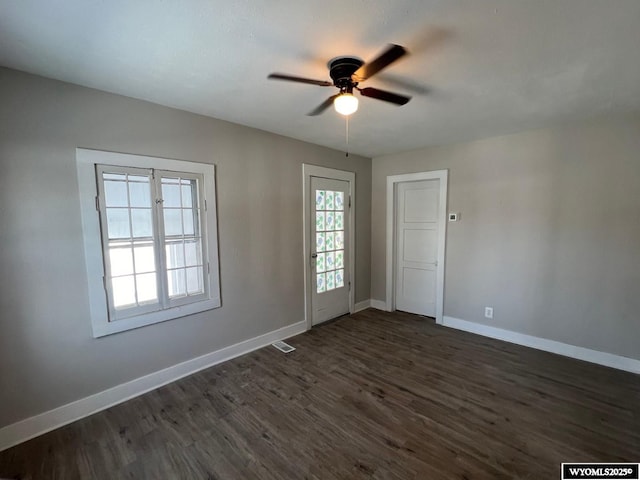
[[386, 170, 448, 324], [303, 164, 356, 330]]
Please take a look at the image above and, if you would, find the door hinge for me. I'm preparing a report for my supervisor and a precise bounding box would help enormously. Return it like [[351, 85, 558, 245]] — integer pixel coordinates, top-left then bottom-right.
[[207, 262, 210, 274], [349, 281, 351, 291], [95, 196, 100, 212], [151, 168, 155, 180], [205, 199, 208, 211], [348, 195, 352, 208]]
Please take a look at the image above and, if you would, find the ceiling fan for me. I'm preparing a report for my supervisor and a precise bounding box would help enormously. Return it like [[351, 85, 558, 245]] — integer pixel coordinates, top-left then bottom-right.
[[268, 44, 411, 116]]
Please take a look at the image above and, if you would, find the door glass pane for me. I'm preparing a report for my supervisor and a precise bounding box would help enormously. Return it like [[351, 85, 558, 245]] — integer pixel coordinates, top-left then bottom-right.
[[334, 192, 344, 211], [335, 231, 344, 250], [131, 208, 153, 238], [315, 190, 325, 210], [335, 250, 344, 269], [325, 232, 335, 251], [335, 212, 344, 230], [325, 191, 335, 210], [325, 211, 335, 231], [335, 269, 344, 288], [326, 270, 335, 290], [315, 212, 325, 232], [326, 251, 335, 271], [136, 273, 157, 303], [316, 233, 325, 252], [316, 252, 326, 273], [316, 273, 326, 293]]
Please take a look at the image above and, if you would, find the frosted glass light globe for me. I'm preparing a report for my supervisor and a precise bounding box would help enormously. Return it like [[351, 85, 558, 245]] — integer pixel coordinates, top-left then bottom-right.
[[334, 93, 358, 116]]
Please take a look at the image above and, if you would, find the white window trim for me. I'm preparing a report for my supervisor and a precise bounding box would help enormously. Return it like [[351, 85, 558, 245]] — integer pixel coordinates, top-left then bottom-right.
[[76, 148, 221, 338]]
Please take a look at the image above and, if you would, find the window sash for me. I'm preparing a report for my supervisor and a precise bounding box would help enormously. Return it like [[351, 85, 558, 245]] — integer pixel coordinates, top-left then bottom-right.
[[96, 165, 209, 322]]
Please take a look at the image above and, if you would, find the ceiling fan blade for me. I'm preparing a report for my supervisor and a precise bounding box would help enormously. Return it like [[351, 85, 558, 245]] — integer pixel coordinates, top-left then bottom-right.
[[308, 94, 339, 116], [358, 87, 411, 106], [268, 73, 333, 87], [352, 44, 408, 82]]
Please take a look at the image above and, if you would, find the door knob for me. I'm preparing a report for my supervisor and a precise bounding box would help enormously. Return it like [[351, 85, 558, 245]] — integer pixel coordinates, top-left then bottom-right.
[[311, 253, 318, 258]]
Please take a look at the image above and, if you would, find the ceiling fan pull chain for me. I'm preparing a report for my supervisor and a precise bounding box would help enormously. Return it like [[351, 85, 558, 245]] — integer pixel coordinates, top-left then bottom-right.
[[345, 115, 349, 157]]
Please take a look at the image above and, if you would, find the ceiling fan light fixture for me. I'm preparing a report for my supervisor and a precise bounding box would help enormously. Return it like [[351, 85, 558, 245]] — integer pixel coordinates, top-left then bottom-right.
[[334, 93, 358, 116]]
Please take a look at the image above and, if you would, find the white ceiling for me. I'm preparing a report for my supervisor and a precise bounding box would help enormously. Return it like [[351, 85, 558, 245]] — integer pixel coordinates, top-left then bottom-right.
[[1, 0, 639, 157]]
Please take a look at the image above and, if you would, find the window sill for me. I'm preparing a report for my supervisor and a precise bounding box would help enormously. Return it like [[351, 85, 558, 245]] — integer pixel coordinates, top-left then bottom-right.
[[92, 297, 221, 338]]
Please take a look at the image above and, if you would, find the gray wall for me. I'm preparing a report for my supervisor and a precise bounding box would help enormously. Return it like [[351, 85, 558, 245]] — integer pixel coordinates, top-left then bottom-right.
[[0, 68, 371, 428], [372, 117, 640, 361]]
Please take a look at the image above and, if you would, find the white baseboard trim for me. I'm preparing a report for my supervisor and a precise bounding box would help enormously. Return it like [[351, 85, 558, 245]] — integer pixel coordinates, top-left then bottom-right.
[[354, 300, 371, 312], [370, 299, 388, 311], [0, 320, 307, 452], [443, 316, 640, 375]]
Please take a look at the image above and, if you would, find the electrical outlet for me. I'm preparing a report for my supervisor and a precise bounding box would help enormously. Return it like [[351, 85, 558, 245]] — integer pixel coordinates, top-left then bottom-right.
[[484, 307, 494, 319]]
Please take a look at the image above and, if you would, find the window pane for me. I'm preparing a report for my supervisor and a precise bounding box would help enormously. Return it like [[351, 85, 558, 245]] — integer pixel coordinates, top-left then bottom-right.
[[106, 208, 130, 239], [181, 183, 195, 208], [103, 179, 128, 207], [186, 267, 203, 295], [112, 275, 136, 308], [128, 180, 151, 207], [134, 244, 155, 273], [165, 242, 185, 268], [164, 209, 183, 236], [131, 208, 153, 238], [162, 182, 181, 208], [136, 273, 157, 303], [325, 190, 335, 210], [316, 252, 325, 273], [315, 211, 325, 232], [334, 192, 344, 211], [316, 273, 325, 293], [315, 190, 325, 210], [184, 240, 202, 267], [335, 269, 344, 288], [167, 268, 186, 297], [183, 209, 195, 235], [103, 173, 125, 181], [109, 247, 134, 277], [335, 212, 344, 230]]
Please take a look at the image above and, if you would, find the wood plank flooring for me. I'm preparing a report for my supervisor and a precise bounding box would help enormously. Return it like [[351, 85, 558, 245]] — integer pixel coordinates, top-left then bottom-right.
[[1, 309, 638, 479]]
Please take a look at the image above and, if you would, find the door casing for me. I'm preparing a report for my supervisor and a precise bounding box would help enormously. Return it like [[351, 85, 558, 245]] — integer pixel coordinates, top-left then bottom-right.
[[386, 170, 448, 324], [303, 164, 356, 330]]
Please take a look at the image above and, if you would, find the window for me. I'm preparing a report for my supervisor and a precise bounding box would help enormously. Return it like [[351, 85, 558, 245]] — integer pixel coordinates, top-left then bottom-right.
[[77, 149, 220, 337]]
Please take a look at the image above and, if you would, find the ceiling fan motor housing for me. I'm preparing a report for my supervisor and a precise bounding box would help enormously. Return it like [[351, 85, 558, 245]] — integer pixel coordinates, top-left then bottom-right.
[[328, 57, 363, 91]]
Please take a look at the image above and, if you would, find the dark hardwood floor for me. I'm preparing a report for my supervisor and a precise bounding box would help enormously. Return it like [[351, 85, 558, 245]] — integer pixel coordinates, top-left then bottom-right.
[[1, 309, 638, 479]]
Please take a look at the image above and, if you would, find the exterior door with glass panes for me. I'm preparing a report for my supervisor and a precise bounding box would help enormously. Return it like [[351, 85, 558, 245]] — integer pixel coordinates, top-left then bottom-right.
[[311, 177, 350, 325]]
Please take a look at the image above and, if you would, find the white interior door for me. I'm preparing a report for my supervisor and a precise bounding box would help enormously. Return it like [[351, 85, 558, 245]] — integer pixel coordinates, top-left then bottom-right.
[[395, 180, 440, 317], [311, 176, 350, 325]]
